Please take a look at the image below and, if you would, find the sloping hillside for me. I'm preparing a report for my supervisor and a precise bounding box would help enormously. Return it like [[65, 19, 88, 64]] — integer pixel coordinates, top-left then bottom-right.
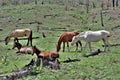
[[0, 0, 120, 80]]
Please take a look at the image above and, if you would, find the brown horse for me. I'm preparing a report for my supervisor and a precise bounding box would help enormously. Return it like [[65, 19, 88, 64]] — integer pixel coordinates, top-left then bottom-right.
[[5, 28, 32, 46], [12, 42, 34, 55], [32, 46, 59, 60], [56, 30, 82, 52]]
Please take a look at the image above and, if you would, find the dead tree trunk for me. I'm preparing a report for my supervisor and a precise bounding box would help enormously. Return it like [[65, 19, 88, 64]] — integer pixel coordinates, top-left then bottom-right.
[[92, 2, 96, 8], [116, 0, 118, 7], [35, 0, 37, 5], [112, 0, 115, 9], [86, 0, 89, 13], [100, 10, 104, 27]]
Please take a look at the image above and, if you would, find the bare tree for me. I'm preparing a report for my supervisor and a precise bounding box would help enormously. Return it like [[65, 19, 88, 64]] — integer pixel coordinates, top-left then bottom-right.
[[116, 0, 118, 7], [86, 0, 89, 13], [112, 0, 115, 9], [101, 1, 104, 10], [92, 2, 96, 8], [100, 10, 104, 26], [35, 0, 37, 5]]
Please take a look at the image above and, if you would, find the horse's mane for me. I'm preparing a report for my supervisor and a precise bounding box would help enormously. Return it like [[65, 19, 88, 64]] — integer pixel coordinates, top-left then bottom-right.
[[5, 30, 13, 41], [32, 46, 41, 56], [57, 33, 64, 52], [14, 42, 23, 49]]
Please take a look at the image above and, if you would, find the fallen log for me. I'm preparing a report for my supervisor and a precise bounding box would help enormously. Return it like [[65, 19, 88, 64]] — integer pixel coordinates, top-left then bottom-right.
[[102, 44, 120, 47], [0, 69, 33, 80], [0, 59, 35, 80], [62, 58, 80, 63], [111, 25, 120, 30], [49, 59, 60, 70], [0, 37, 39, 43], [36, 58, 60, 70], [0, 57, 60, 80], [0, 40, 5, 42], [17, 37, 39, 40], [18, 21, 42, 25], [50, 27, 67, 31]]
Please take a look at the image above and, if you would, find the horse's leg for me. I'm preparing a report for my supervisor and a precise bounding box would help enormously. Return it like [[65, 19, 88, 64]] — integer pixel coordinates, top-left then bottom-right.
[[12, 38, 19, 49], [67, 42, 70, 52], [88, 42, 92, 52], [75, 42, 78, 51], [102, 39, 107, 52], [30, 31, 32, 46], [105, 38, 110, 51], [30, 37, 32, 46], [27, 38, 29, 46], [27, 37, 32, 46], [27, 36, 32, 46], [78, 41, 82, 51], [76, 41, 82, 51], [107, 40, 110, 51], [14, 38, 19, 42], [84, 42, 87, 50], [63, 42, 65, 52]]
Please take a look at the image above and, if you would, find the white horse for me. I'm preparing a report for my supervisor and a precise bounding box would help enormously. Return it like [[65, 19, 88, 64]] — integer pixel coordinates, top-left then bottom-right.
[[71, 30, 112, 52]]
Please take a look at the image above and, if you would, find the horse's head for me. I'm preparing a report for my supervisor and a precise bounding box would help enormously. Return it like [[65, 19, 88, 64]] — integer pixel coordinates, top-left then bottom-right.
[[32, 46, 41, 55], [56, 44, 61, 52], [5, 36, 10, 45], [12, 42, 22, 49], [71, 35, 79, 45], [73, 30, 79, 35]]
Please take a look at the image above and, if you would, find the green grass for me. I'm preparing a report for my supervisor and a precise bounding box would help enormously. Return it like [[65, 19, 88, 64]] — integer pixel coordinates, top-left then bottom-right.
[[0, 1, 120, 80]]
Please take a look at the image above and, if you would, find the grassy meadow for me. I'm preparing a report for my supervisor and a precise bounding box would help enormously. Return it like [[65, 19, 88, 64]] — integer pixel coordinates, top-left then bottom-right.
[[0, 0, 120, 80]]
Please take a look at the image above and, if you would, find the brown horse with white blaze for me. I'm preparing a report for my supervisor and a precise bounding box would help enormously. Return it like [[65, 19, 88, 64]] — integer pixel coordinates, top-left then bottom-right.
[[56, 30, 82, 52], [5, 28, 32, 46], [32, 46, 59, 60]]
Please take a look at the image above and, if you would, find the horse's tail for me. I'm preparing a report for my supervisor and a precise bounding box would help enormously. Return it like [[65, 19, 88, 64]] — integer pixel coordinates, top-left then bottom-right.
[[5, 36, 9, 45], [56, 34, 63, 52]]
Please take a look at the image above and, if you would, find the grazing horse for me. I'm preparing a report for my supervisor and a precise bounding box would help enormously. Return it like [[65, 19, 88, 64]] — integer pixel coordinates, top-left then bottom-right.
[[71, 30, 112, 52], [5, 28, 32, 46], [32, 46, 59, 60], [56, 30, 82, 52], [12, 42, 34, 55]]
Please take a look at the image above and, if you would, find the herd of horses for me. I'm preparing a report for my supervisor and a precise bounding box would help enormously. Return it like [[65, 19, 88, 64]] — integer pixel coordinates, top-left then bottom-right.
[[4, 28, 112, 68]]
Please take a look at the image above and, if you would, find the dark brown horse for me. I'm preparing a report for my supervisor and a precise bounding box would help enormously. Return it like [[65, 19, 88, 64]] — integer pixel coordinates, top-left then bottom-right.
[[32, 46, 59, 60], [56, 30, 82, 52], [5, 28, 33, 46], [12, 42, 34, 55]]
